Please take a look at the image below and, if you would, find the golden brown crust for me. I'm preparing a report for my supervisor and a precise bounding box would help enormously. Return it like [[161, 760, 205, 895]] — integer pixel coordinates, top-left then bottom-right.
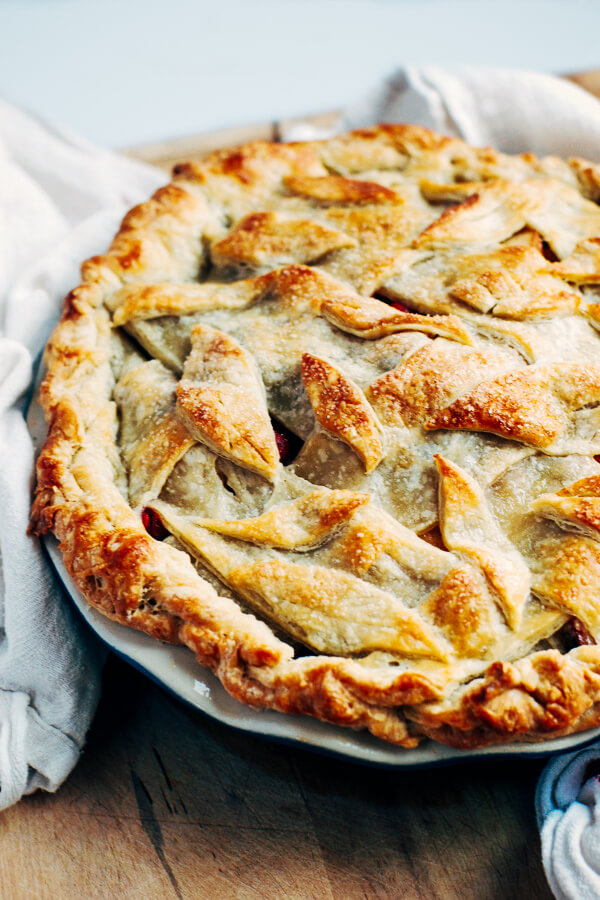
[[427, 364, 600, 454], [435, 455, 530, 630], [283, 174, 401, 206], [300, 353, 384, 473], [421, 566, 502, 658], [30, 123, 600, 751], [210, 211, 355, 268], [367, 340, 511, 427], [190, 489, 370, 550], [175, 324, 280, 480], [410, 647, 600, 748], [321, 291, 473, 343], [531, 473, 600, 540]]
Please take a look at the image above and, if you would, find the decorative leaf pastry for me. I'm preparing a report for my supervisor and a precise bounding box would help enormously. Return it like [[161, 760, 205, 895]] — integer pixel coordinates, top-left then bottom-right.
[[421, 566, 504, 657], [321, 291, 473, 343], [435, 455, 530, 629], [175, 324, 279, 480], [148, 499, 449, 659], [551, 237, 600, 282], [414, 178, 600, 258], [210, 211, 356, 268], [532, 535, 600, 634], [283, 174, 402, 206], [531, 473, 600, 540], [110, 280, 261, 326], [191, 488, 370, 550], [427, 363, 600, 454], [227, 559, 449, 659], [301, 353, 384, 472], [114, 360, 194, 506], [368, 339, 515, 427]]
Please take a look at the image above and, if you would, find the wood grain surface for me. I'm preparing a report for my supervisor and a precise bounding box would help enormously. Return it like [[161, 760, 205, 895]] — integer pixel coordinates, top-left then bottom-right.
[[124, 110, 341, 171], [0, 656, 553, 900], [11, 73, 600, 900]]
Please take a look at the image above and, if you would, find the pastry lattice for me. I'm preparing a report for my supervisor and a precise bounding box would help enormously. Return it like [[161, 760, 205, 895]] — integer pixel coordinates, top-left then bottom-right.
[[31, 125, 600, 748]]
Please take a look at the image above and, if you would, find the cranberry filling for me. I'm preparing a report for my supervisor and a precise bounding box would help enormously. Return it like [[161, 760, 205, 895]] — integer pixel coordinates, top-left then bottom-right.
[[372, 291, 409, 313], [558, 616, 596, 650], [271, 418, 303, 465], [141, 507, 169, 541], [541, 240, 559, 262]]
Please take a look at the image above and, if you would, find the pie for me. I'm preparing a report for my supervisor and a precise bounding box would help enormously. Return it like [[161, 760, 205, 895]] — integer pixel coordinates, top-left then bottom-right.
[[30, 123, 600, 750]]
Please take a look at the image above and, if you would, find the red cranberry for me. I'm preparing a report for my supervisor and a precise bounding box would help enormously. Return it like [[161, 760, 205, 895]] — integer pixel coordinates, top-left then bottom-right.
[[271, 419, 303, 465], [141, 507, 169, 540], [371, 291, 409, 313], [559, 617, 596, 650], [541, 241, 559, 262]]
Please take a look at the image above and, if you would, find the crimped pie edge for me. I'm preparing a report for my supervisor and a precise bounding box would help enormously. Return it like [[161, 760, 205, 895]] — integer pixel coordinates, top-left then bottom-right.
[[29, 124, 600, 750]]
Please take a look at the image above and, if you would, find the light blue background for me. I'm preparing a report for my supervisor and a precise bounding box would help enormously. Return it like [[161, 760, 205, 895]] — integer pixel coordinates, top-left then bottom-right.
[[1, 0, 598, 148]]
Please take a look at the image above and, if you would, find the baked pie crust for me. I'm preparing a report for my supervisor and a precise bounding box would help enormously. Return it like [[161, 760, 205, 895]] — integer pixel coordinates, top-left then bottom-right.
[[30, 124, 600, 749]]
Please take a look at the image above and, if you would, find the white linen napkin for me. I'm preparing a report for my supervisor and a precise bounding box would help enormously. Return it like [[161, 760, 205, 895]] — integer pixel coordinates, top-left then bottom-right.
[[283, 64, 600, 157], [536, 748, 600, 900], [0, 97, 164, 809], [4, 71, 600, 892]]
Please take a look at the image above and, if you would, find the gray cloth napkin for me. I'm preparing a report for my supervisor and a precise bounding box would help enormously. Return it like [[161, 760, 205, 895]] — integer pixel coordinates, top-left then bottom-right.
[[0, 97, 163, 808], [536, 748, 600, 900]]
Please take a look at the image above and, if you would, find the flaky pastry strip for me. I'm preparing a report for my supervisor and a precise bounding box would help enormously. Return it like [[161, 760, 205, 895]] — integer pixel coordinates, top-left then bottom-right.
[[531, 472, 600, 541], [148, 501, 449, 660], [114, 360, 194, 506], [210, 210, 355, 267], [188, 488, 370, 550], [176, 324, 279, 480], [435, 456, 530, 630], [110, 281, 259, 325], [427, 363, 600, 454], [283, 174, 402, 205], [301, 353, 384, 473], [321, 291, 473, 343], [367, 339, 515, 427]]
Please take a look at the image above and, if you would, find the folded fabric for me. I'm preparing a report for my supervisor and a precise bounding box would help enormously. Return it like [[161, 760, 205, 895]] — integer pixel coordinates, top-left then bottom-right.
[[537, 748, 600, 900], [0, 98, 164, 809], [339, 65, 600, 157], [284, 64, 600, 157]]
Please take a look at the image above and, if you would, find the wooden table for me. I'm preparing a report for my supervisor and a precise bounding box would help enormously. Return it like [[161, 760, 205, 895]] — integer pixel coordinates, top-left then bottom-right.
[[0, 655, 553, 899], [15, 85, 600, 897]]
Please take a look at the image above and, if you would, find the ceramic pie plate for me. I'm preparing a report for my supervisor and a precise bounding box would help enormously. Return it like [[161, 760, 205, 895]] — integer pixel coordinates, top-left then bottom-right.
[[38, 530, 600, 766]]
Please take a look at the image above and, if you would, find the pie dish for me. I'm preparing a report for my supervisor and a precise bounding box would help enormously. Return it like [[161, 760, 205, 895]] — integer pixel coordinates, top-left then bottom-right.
[[30, 123, 600, 751]]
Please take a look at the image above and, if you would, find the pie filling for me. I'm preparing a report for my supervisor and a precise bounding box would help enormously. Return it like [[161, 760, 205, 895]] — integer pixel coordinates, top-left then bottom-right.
[[31, 124, 600, 748]]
